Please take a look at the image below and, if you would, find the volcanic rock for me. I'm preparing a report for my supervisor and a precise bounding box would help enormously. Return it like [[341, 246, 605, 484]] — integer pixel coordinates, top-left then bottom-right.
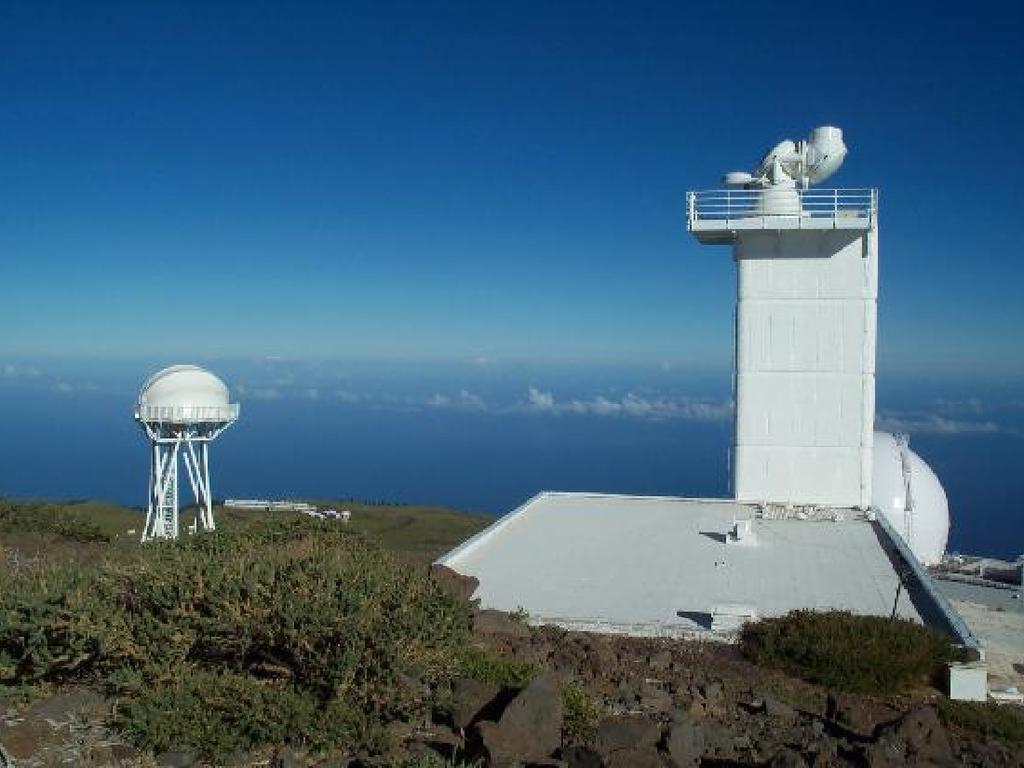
[[665, 709, 705, 767], [477, 672, 562, 765], [594, 715, 661, 756], [768, 746, 807, 767], [892, 706, 955, 765], [474, 609, 532, 638], [561, 745, 604, 768], [605, 747, 662, 767], [825, 691, 891, 738], [429, 564, 479, 601], [449, 677, 501, 731]]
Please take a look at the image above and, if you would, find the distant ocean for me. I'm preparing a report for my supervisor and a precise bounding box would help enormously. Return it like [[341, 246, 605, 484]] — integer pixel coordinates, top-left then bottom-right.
[[0, 360, 1020, 560]]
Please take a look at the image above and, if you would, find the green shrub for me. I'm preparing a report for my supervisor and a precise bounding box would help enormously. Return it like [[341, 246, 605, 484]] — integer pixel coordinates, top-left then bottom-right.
[[457, 645, 536, 688], [0, 500, 110, 542], [0, 518, 475, 759], [561, 681, 602, 744], [739, 610, 957, 694], [112, 667, 382, 756], [0, 565, 120, 682], [938, 700, 1024, 745]]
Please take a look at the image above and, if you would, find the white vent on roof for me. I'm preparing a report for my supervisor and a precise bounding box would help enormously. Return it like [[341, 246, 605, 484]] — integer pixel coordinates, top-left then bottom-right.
[[728, 517, 757, 546]]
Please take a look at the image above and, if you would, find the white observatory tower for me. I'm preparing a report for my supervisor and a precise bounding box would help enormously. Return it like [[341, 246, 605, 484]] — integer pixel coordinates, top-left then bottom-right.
[[687, 127, 951, 564], [135, 365, 239, 542], [688, 127, 878, 509]]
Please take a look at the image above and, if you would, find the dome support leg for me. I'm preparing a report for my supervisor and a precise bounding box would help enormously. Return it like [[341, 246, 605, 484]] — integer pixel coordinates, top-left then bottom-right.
[[182, 438, 215, 533], [143, 438, 180, 542]]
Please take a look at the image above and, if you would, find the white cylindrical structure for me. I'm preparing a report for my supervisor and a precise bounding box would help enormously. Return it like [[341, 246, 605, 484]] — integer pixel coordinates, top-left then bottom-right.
[[754, 184, 801, 215], [872, 430, 950, 566], [805, 126, 847, 184]]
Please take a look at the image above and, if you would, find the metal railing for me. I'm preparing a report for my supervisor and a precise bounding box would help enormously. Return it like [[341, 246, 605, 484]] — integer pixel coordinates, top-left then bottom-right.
[[687, 188, 876, 229], [135, 404, 240, 423]]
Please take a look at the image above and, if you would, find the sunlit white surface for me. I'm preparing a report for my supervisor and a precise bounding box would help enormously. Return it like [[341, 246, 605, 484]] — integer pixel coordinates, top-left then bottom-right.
[[440, 492, 922, 636], [139, 364, 232, 410], [730, 227, 878, 509], [691, 127, 877, 509], [872, 430, 950, 566]]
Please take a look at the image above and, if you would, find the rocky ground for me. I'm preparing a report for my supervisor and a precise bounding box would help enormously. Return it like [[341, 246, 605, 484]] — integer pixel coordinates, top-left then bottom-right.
[[2, 604, 1023, 767], [3, 507, 1023, 767], [448, 609, 1022, 767]]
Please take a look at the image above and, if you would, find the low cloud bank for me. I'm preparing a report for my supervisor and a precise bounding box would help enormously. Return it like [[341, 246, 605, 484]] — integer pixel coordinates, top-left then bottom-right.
[[1, 364, 40, 378], [876, 412, 1000, 436], [427, 390, 485, 410], [524, 386, 731, 422], [234, 384, 282, 400]]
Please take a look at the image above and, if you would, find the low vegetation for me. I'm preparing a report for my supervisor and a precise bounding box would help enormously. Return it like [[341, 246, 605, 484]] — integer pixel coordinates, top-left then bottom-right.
[[3, 500, 1019, 766], [938, 699, 1024, 746], [456, 645, 536, 689], [560, 681, 602, 744], [0, 499, 112, 543], [739, 609, 960, 694], [0, 518, 484, 759]]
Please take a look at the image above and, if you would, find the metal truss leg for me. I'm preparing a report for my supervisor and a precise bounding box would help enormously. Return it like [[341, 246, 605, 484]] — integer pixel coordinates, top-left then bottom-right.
[[142, 440, 180, 542]]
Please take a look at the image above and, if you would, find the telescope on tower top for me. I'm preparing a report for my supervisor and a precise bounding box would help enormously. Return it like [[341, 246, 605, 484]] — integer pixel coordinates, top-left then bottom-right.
[[722, 125, 848, 190]]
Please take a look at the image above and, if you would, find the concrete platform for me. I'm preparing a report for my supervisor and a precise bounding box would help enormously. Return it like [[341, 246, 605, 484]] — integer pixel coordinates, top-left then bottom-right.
[[931, 580, 1024, 692], [438, 492, 928, 637]]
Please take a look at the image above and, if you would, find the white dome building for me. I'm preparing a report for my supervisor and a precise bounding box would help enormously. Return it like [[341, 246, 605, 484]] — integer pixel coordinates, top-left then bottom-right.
[[137, 364, 235, 421], [872, 430, 950, 566], [135, 365, 239, 542]]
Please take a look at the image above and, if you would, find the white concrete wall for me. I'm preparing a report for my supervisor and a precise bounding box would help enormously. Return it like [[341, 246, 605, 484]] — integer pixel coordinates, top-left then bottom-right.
[[733, 228, 877, 508]]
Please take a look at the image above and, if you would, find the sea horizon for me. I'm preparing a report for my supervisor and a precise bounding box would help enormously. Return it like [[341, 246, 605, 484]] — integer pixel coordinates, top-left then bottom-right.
[[1, 358, 1021, 560]]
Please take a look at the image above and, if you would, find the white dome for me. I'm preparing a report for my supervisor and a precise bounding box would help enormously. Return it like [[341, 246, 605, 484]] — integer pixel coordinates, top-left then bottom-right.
[[872, 430, 950, 566], [139, 365, 231, 409]]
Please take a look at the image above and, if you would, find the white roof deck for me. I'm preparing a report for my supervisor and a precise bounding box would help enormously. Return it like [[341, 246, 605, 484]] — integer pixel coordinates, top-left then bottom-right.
[[439, 492, 923, 637]]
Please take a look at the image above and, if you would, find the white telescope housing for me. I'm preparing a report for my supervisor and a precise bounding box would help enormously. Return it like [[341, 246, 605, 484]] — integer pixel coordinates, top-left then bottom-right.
[[135, 365, 239, 542], [724, 125, 848, 190]]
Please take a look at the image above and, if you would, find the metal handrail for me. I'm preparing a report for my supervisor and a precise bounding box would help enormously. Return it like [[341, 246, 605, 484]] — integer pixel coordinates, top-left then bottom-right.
[[135, 404, 240, 423], [687, 188, 876, 227]]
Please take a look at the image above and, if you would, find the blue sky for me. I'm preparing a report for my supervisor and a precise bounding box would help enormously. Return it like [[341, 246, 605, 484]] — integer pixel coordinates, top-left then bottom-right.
[[2, 1, 1023, 377], [2, 2, 1021, 556]]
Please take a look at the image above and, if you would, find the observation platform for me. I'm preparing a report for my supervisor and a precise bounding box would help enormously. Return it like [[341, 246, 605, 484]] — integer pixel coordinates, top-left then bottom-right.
[[687, 188, 877, 244], [135, 404, 240, 424], [438, 492, 976, 643]]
